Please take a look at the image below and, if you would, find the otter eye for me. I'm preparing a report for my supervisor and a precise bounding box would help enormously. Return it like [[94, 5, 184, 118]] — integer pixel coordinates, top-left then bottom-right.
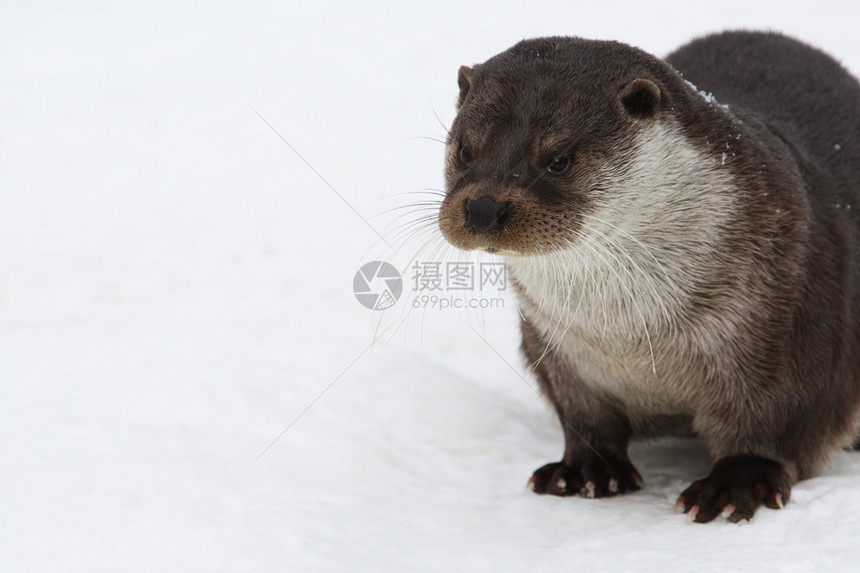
[[459, 144, 473, 167], [547, 152, 570, 174]]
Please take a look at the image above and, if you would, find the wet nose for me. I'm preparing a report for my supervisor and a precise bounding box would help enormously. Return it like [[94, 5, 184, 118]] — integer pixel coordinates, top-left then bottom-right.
[[464, 197, 513, 233]]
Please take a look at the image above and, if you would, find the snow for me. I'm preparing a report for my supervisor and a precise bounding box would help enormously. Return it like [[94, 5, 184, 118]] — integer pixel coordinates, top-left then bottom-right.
[[3, 1, 860, 571]]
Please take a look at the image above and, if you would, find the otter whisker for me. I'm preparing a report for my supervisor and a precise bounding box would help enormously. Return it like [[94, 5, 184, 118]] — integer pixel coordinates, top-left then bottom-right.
[[368, 189, 447, 204], [378, 210, 441, 236], [405, 136, 447, 145], [580, 212, 685, 313], [572, 234, 658, 379], [428, 97, 452, 138], [578, 219, 673, 327], [532, 246, 589, 368]]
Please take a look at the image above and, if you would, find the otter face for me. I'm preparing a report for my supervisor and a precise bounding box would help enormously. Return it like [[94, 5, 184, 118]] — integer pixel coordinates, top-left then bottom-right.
[[438, 40, 662, 256]]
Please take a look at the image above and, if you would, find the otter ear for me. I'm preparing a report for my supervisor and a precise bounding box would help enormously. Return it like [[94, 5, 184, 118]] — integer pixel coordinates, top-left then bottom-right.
[[620, 78, 661, 118], [457, 65, 473, 109]]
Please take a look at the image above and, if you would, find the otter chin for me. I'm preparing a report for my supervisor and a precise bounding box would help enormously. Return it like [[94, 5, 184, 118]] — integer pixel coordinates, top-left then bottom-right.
[[436, 32, 860, 523]]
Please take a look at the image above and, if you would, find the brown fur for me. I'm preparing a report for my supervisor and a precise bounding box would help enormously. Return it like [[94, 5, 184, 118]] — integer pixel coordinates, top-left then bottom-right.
[[438, 32, 860, 521]]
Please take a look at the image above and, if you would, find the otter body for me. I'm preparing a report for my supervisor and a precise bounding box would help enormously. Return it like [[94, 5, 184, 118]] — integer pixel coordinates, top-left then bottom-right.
[[438, 31, 860, 522]]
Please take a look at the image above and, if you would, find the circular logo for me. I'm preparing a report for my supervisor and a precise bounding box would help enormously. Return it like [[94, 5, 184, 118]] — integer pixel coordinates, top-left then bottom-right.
[[353, 261, 402, 310]]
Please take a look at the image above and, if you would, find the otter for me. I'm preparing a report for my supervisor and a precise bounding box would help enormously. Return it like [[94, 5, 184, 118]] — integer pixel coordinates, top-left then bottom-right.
[[437, 31, 860, 523]]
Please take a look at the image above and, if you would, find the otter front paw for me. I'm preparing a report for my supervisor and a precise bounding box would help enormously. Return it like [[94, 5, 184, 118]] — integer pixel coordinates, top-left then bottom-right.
[[528, 457, 643, 498], [677, 455, 791, 523]]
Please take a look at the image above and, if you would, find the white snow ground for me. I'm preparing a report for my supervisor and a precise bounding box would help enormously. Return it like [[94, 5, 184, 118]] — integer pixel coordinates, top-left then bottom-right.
[[3, 1, 860, 571]]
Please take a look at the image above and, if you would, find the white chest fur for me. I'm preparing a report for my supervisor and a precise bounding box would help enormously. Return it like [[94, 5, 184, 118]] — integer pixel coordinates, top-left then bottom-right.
[[505, 120, 740, 415]]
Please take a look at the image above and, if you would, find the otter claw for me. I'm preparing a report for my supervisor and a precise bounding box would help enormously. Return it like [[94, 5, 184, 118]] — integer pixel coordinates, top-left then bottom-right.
[[529, 458, 642, 498], [583, 481, 596, 498], [687, 505, 700, 523]]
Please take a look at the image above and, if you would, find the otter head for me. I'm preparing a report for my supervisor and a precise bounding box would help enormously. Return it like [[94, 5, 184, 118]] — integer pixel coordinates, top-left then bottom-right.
[[438, 38, 666, 256]]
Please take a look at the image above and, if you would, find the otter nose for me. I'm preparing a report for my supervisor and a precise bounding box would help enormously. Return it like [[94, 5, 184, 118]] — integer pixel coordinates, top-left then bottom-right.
[[464, 197, 513, 233]]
